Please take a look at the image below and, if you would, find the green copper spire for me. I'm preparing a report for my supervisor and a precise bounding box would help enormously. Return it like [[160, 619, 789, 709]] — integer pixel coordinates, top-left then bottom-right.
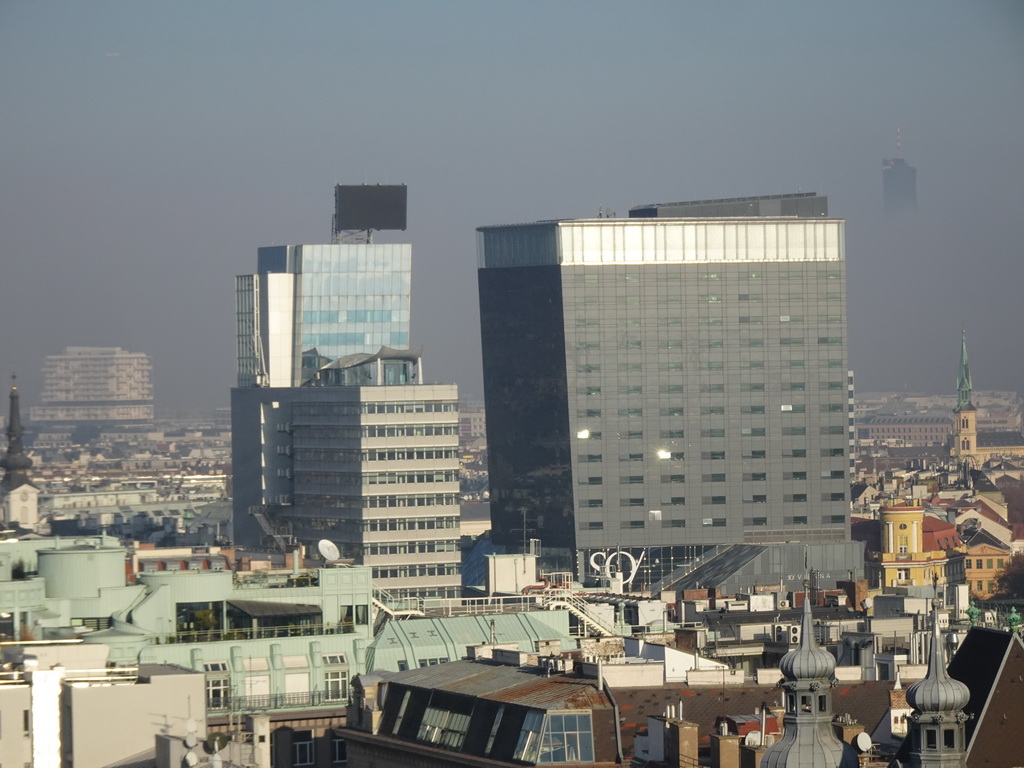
[[956, 331, 973, 411]]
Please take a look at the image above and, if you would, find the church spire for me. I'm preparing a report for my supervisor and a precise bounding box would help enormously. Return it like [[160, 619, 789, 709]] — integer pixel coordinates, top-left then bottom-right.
[[955, 331, 973, 412], [0, 377, 33, 492], [762, 583, 857, 768], [904, 596, 970, 768]]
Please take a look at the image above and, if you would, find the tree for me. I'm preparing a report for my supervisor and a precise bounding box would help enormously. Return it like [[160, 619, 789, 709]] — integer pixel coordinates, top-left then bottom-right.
[[995, 553, 1024, 599]]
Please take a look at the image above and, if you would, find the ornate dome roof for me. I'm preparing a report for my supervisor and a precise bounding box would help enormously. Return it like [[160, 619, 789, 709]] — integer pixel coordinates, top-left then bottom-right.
[[906, 602, 970, 713], [779, 593, 836, 682], [779, 641, 836, 681], [762, 730, 858, 768]]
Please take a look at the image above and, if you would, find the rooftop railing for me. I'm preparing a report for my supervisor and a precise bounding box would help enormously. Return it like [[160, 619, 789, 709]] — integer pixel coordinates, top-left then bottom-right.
[[207, 690, 350, 713], [166, 622, 357, 644]]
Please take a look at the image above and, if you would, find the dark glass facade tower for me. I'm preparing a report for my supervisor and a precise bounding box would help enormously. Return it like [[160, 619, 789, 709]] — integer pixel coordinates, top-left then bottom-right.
[[477, 195, 854, 587], [883, 157, 917, 217]]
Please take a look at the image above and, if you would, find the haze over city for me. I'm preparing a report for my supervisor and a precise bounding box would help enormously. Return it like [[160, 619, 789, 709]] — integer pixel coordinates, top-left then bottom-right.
[[2, 1, 1022, 410]]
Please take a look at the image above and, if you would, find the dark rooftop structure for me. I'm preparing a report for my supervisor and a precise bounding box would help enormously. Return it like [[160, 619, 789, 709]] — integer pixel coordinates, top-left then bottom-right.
[[614, 681, 895, 758], [891, 626, 1024, 768], [629, 192, 828, 219], [344, 659, 620, 766]]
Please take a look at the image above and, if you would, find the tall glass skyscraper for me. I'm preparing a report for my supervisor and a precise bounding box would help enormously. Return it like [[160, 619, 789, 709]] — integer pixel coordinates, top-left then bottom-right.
[[233, 206, 464, 599], [236, 243, 411, 387], [477, 194, 857, 588]]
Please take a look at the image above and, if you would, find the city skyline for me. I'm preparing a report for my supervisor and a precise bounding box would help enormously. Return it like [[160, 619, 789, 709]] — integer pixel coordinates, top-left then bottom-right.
[[2, 2, 1023, 409]]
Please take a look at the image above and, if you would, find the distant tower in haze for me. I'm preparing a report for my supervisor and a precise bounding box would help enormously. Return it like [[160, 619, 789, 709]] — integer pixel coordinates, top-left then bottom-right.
[[30, 347, 154, 426], [883, 128, 917, 217], [1, 378, 40, 531]]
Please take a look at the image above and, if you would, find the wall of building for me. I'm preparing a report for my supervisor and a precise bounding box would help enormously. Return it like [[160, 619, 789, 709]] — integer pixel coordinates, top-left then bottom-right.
[[61, 668, 205, 768], [0, 683, 32, 768], [479, 215, 853, 586]]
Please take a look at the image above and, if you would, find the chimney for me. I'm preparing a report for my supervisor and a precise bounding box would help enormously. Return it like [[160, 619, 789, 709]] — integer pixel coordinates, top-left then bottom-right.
[[710, 731, 741, 768]]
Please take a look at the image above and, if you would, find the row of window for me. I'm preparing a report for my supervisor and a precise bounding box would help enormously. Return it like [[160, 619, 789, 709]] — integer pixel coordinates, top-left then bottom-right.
[[364, 471, 458, 485], [579, 382, 847, 396], [579, 492, 846, 508], [296, 515, 460, 533], [362, 516, 459, 532], [372, 563, 461, 579], [206, 670, 350, 704], [574, 323, 845, 345], [293, 446, 459, 463], [293, 492, 460, 509], [583, 470, 845, 484], [360, 401, 456, 414], [293, 729, 348, 766], [292, 401, 452, 420], [362, 424, 459, 437], [966, 558, 1006, 570], [364, 539, 460, 556], [303, 308, 394, 323], [574, 298, 842, 311], [295, 470, 457, 487], [583, 514, 847, 530], [364, 493, 461, 508], [580, 448, 848, 462], [573, 268, 841, 281]]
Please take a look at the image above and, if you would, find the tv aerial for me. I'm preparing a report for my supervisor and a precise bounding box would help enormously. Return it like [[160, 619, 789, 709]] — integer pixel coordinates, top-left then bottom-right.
[[182, 718, 201, 767], [205, 733, 231, 754], [318, 539, 341, 563]]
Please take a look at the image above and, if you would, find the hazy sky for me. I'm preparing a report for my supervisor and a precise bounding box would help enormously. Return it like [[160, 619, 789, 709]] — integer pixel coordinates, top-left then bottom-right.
[[2, 1, 1022, 412]]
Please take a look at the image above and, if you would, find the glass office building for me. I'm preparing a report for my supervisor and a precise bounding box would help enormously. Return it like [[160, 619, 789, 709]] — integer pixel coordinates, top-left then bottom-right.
[[477, 194, 855, 588], [236, 243, 411, 387]]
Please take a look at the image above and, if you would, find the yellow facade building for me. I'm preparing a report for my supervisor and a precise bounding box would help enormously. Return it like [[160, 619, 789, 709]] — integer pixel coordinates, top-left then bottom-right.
[[867, 505, 966, 589]]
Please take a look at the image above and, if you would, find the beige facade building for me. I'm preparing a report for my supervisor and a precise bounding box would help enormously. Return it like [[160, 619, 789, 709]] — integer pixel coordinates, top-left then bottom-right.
[[31, 346, 154, 424], [0, 642, 204, 768], [232, 350, 462, 600]]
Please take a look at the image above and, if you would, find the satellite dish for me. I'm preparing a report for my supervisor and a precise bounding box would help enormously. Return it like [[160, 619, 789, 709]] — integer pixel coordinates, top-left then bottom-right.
[[206, 733, 231, 753], [184, 733, 198, 748], [855, 732, 873, 753], [183, 752, 199, 768], [318, 539, 341, 562], [743, 731, 762, 747]]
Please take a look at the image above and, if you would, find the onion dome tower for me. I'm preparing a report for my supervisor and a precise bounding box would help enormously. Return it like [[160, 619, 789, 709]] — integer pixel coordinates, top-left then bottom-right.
[[903, 598, 970, 768], [762, 584, 858, 768], [0, 379, 33, 493]]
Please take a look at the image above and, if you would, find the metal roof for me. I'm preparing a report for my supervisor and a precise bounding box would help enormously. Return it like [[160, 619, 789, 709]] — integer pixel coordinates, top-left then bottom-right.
[[365, 611, 575, 672], [383, 659, 611, 711], [658, 545, 769, 592]]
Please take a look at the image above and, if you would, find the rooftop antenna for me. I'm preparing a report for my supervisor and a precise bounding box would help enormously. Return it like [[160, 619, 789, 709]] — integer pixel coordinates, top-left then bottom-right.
[[896, 126, 903, 159]]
